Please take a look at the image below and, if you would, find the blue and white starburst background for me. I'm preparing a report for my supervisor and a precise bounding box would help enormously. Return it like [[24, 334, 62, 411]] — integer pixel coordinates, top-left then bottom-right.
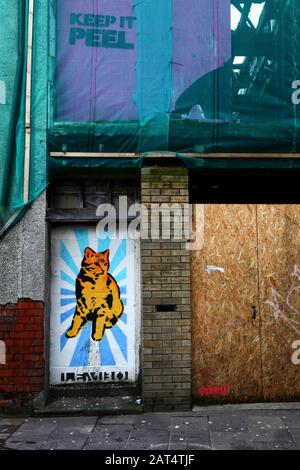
[[50, 226, 139, 385]]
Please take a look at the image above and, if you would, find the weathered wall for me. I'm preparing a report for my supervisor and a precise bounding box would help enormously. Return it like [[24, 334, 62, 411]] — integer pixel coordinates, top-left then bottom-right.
[[0, 299, 45, 405], [0, 192, 47, 409], [0, 192, 47, 305], [0, 2, 48, 411]]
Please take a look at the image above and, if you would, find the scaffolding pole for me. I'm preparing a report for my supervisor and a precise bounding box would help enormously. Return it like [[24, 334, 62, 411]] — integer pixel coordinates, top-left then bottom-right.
[[23, 0, 34, 203]]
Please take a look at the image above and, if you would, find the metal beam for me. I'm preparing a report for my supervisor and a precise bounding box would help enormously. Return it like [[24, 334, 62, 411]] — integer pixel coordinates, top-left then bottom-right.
[[49, 152, 300, 159]]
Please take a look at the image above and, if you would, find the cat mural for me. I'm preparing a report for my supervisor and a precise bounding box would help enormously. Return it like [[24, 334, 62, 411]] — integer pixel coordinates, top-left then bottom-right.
[[66, 247, 124, 341]]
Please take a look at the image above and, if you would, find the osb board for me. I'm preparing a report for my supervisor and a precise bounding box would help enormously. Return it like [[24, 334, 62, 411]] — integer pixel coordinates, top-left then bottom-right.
[[258, 205, 300, 401], [191, 205, 262, 403]]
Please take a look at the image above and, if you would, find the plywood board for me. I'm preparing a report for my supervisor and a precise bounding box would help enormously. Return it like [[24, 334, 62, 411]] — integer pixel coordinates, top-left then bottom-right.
[[258, 205, 300, 400], [191, 204, 263, 403]]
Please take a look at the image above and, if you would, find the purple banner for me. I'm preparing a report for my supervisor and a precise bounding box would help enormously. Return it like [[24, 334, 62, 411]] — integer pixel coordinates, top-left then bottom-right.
[[55, 0, 231, 122], [56, 0, 137, 121], [171, 0, 231, 111]]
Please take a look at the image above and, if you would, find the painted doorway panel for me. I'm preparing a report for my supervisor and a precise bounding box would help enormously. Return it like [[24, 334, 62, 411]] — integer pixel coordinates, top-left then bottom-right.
[[258, 205, 300, 400], [192, 205, 262, 403], [50, 226, 140, 386]]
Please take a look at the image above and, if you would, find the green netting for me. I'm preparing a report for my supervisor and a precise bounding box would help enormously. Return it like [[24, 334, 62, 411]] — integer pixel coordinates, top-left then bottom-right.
[[48, 155, 145, 175], [49, 153, 300, 176], [176, 154, 300, 170], [2, 1, 300, 235], [50, 0, 300, 153], [0, 0, 47, 235]]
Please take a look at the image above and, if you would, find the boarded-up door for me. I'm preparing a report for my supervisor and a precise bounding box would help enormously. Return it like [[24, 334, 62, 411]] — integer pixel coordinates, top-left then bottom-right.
[[192, 204, 300, 403], [258, 206, 300, 401], [192, 205, 263, 403], [50, 225, 141, 387]]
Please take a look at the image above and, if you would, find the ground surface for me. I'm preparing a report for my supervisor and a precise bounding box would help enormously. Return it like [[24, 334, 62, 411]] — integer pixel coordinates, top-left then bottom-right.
[[1, 409, 300, 450]]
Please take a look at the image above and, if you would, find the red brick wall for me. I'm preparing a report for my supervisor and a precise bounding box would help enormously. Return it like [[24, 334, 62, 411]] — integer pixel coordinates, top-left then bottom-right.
[[0, 299, 44, 401]]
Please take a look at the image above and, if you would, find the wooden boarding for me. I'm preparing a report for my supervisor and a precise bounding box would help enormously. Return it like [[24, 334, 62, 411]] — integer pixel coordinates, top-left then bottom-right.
[[191, 204, 262, 403], [192, 204, 300, 404], [258, 205, 300, 401]]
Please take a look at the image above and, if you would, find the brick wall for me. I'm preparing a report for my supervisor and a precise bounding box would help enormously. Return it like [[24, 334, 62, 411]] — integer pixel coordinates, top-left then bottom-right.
[[0, 299, 44, 407], [141, 167, 192, 411]]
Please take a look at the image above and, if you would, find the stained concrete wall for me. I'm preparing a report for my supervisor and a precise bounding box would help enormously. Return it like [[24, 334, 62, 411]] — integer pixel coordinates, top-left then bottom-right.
[[0, 192, 47, 305]]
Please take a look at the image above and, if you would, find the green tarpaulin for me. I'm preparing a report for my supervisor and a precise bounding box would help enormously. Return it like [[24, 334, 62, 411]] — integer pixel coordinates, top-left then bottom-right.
[[1, 1, 300, 235]]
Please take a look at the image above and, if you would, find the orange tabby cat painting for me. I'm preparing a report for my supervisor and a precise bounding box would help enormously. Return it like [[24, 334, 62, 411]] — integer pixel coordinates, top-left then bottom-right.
[[66, 247, 124, 341]]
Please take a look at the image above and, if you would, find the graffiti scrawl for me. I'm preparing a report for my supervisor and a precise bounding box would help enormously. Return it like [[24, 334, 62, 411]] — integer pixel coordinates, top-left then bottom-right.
[[265, 264, 300, 336]]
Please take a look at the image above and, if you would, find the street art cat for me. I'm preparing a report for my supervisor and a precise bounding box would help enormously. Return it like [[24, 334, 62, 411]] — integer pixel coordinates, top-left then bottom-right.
[[66, 247, 124, 341]]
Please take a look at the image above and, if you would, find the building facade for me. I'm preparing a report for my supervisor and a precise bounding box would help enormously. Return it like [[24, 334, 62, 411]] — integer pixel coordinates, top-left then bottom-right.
[[1, 1, 300, 414]]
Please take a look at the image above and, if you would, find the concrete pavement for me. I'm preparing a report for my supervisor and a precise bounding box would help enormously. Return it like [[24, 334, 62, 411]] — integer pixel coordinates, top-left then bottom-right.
[[1, 408, 300, 450]]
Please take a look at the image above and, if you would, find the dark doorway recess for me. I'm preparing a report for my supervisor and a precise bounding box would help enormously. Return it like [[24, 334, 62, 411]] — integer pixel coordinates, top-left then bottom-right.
[[190, 170, 300, 204]]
